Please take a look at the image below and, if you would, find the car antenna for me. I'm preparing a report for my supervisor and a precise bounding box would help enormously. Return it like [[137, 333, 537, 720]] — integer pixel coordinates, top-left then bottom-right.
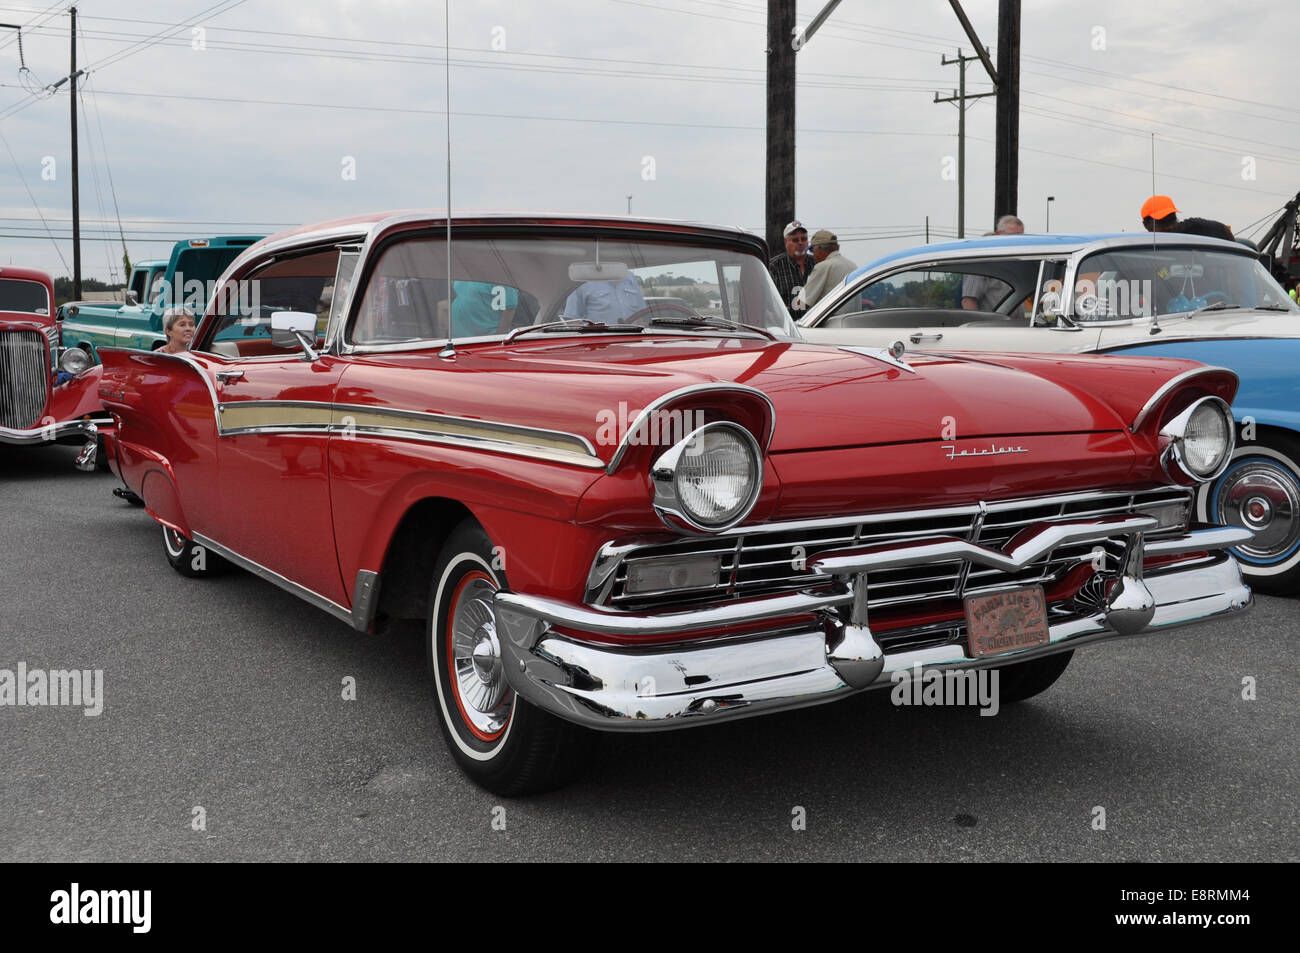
[[1149, 132, 1162, 335], [439, 0, 456, 359]]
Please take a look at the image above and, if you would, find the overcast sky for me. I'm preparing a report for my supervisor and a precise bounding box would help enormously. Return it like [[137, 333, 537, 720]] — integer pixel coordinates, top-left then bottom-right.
[[0, 0, 1294, 281]]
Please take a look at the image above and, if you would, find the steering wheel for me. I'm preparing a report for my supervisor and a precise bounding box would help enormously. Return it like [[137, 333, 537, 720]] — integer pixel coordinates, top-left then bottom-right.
[[1201, 291, 1231, 306], [622, 301, 703, 327]]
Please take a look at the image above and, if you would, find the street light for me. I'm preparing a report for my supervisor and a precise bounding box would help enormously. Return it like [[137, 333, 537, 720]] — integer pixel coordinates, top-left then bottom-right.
[[1046, 195, 1055, 233]]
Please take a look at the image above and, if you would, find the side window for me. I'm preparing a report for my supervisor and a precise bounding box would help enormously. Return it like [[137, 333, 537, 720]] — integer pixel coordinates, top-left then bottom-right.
[[200, 248, 339, 359], [324, 249, 360, 345], [148, 269, 167, 304], [129, 269, 148, 303], [821, 269, 965, 324]]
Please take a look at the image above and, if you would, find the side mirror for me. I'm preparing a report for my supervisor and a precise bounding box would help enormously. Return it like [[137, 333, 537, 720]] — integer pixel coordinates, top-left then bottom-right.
[[125, 290, 139, 306], [271, 310, 320, 360]]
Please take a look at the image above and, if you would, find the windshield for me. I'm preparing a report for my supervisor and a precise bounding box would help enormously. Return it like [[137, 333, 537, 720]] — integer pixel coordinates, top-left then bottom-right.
[[0, 278, 50, 315], [349, 234, 801, 345], [1073, 246, 1298, 321]]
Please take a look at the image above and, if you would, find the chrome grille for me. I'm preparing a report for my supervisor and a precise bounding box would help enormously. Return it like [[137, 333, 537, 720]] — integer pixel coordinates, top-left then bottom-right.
[[0, 330, 49, 429], [602, 487, 1192, 613]]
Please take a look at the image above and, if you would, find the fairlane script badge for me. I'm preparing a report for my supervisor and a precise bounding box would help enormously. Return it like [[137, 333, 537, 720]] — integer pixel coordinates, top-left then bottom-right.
[[942, 443, 1029, 460], [964, 586, 1050, 658]]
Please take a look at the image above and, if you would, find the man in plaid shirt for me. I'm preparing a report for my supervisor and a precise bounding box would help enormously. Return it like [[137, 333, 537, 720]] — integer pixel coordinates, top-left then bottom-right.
[[768, 220, 816, 317]]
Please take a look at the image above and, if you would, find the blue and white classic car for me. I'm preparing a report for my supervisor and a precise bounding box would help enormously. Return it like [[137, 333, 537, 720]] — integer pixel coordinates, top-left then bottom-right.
[[798, 232, 1300, 593]]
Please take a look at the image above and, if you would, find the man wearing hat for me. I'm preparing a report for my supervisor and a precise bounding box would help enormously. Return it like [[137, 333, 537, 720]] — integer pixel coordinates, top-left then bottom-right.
[[798, 229, 858, 310], [768, 220, 817, 317], [1141, 195, 1180, 232]]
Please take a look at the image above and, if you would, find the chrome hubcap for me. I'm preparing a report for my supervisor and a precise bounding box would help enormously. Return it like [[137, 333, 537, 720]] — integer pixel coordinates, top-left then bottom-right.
[[1217, 463, 1300, 562], [450, 577, 511, 735]]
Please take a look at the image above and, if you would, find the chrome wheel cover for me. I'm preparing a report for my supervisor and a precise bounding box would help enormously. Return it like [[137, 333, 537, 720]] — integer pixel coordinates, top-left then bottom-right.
[[163, 526, 186, 558], [1216, 461, 1300, 564], [450, 576, 511, 735]]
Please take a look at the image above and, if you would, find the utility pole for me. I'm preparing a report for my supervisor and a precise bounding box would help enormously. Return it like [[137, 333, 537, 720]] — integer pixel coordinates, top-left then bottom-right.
[[765, 0, 796, 256], [945, 0, 1020, 223], [765, 0, 841, 255], [48, 10, 83, 297], [935, 51, 994, 238], [69, 7, 79, 300], [993, 0, 1020, 221]]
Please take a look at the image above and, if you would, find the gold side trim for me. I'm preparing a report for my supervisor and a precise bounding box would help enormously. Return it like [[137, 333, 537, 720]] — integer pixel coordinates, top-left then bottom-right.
[[213, 399, 603, 468]]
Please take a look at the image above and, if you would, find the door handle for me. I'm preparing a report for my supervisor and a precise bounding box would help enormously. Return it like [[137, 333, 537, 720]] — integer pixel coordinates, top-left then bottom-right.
[[216, 370, 245, 384], [909, 332, 943, 344]]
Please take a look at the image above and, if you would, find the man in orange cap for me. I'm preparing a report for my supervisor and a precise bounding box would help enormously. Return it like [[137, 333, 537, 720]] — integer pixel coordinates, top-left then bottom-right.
[[1140, 195, 1180, 232]]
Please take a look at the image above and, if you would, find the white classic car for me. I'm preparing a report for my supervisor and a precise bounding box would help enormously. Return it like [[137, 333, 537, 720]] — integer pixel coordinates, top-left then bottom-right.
[[799, 232, 1300, 593]]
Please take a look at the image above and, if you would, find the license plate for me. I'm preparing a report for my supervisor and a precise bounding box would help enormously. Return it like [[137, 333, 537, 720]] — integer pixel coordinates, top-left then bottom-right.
[[964, 586, 1050, 658]]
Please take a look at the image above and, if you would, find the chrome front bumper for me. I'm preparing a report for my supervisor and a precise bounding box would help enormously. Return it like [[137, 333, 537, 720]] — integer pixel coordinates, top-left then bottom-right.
[[493, 524, 1254, 732], [0, 418, 100, 447]]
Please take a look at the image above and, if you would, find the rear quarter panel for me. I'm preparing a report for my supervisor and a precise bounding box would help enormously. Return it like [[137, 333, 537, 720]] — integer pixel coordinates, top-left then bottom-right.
[[98, 349, 221, 535]]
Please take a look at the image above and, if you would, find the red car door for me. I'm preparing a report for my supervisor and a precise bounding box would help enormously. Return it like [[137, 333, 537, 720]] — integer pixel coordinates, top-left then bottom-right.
[[194, 247, 350, 605]]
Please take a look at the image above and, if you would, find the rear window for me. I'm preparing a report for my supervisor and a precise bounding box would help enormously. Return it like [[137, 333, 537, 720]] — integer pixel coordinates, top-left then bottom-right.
[[0, 278, 50, 315]]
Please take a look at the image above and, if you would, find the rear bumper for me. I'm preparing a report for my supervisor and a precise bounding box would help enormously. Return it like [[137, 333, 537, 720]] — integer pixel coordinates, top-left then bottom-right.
[[494, 528, 1252, 732]]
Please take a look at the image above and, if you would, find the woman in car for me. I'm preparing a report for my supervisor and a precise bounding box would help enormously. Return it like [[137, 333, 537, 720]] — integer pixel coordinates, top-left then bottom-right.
[[159, 306, 196, 353]]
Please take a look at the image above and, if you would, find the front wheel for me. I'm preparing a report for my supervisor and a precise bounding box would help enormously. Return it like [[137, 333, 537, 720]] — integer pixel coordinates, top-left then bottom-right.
[[1199, 432, 1300, 596], [162, 525, 227, 577], [428, 520, 592, 796]]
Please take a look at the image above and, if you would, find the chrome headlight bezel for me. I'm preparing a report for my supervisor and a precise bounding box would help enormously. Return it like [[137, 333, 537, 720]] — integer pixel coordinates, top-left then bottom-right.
[[57, 346, 92, 377], [650, 421, 763, 534], [1160, 396, 1234, 483]]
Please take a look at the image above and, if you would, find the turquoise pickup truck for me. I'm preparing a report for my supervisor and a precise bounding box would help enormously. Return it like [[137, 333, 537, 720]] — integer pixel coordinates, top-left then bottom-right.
[[59, 236, 262, 358]]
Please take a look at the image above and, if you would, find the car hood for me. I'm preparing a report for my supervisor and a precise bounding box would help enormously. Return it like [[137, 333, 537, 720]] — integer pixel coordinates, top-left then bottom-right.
[[0, 313, 53, 329], [341, 336, 1204, 460]]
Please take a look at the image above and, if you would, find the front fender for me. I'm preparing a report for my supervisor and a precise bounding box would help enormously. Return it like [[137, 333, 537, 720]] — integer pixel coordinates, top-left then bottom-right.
[[1106, 337, 1300, 432], [47, 364, 108, 422]]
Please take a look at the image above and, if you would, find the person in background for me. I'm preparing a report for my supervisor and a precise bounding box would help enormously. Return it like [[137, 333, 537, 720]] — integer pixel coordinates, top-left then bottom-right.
[[1176, 217, 1235, 242], [961, 215, 1024, 310], [1141, 195, 1180, 232], [564, 272, 646, 323], [768, 220, 816, 316], [451, 280, 517, 335], [159, 306, 195, 354], [797, 230, 857, 309]]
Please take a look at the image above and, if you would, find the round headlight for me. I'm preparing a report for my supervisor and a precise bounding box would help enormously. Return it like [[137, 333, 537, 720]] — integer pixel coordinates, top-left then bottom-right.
[[652, 422, 762, 532], [58, 347, 91, 376], [1182, 400, 1232, 475], [1162, 396, 1234, 482]]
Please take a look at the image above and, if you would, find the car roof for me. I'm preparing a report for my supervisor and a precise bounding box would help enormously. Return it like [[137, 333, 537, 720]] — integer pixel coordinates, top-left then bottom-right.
[[846, 232, 1252, 283], [255, 210, 759, 250], [0, 265, 54, 284]]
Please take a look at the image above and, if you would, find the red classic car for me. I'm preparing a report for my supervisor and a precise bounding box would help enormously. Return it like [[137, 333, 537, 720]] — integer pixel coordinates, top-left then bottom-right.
[[0, 266, 107, 459], [97, 213, 1254, 794]]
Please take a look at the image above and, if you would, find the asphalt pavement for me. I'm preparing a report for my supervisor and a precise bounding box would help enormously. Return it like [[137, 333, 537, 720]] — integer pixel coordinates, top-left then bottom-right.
[[1, 444, 1296, 862]]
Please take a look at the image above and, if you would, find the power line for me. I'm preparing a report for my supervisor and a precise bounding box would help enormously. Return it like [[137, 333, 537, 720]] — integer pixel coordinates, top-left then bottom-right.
[[12, 24, 950, 92], [64, 86, 954, 137], [966, 132, 1292, 197], [1018, 104, 1300, 168], [0, 123, 68, 269]]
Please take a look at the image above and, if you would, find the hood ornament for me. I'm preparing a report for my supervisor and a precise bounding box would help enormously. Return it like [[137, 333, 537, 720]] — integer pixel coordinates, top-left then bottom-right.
[[839, 341, 914, 374]]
